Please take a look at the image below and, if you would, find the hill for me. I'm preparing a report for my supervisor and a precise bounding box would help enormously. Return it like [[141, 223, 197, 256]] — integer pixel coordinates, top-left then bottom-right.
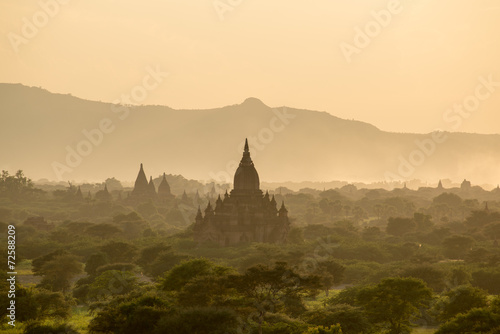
[[1, 83, 499, 184]]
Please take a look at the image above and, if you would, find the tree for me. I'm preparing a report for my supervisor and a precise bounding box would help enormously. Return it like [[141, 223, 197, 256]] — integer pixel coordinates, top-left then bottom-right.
[[356, 277, 433, 334], [435, 285, 488, 321], [0, 170, 37, 198], [159, 259, 237, 309], [32, 249, 68, 276], [302, 304, 371, 334], [88, 291, 173, 334], [95, 263, 137, 275], [442, 235, 474, 259], [177, 266, 235, 308], [352, 206, 368, 223], [88, 270, 137, 301], [327, 285, 364, 307], [386, 217, 416, 237], [137, 243, 185, 278], [483, 222, 500, 240], [288, 227, 305, 244], [228, 262, 321, 334], [154, 307, 240, 334], [472, 269, 500, 294], [105, 177, 124, 191], [362, 226, 382, 241], [384, 197, 415, 217], [94, 187, 112, 202], [85, 253, 109, 276], [100, 241, 137, 263], [36, 254, 83, 292], [162, 258, 215, 292], [85, 223, 122, 239], [3, 287, 72, 322], [312, 260, 345, 296], [435, 307, 500, 334], [400, 264, 447, 292], [113, 211, 143, 224], [112, 212, 149, 239], [33, 289, 72, 319], [24, 323, 79, 334], [466, 247, 491, 264], [433, 193, 462, 207], [465, 210, 500, 229], [448, 267, 472, 287], [414, 212, 434, 232]]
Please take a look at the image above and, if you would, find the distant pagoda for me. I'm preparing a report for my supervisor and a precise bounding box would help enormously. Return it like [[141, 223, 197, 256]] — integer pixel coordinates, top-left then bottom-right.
[[193, 139, 290, 246], [131, 163, 150, 198], [131, 164, 173, 201], [158, 173, 174, 201], [148, 176, 156, 195]]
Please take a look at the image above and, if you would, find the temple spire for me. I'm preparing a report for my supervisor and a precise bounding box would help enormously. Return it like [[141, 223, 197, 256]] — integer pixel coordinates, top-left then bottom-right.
[[205, 201, 214, 215], [158, 172, 172, 199], [244, 138, 249, 153], [75, 186, 83, 200], [132, 163, 149, 197], [148, 176, 156, 195], [181, 190, 189, 202], [215, 195, 223, 211], [279, 201, 288, 217], [234, 138, 259, 190], [239, 138, 252, 164]]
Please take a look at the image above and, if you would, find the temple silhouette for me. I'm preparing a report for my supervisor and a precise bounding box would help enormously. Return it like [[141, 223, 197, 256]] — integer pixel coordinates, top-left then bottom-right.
[[131, 164, 174, 201], [193, 139, 290, 246]]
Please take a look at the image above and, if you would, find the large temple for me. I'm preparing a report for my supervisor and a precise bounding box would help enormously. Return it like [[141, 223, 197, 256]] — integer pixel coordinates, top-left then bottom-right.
[[193, 139, 290, 246]]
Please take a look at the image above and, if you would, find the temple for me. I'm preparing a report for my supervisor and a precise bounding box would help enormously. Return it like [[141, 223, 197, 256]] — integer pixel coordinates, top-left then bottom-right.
[[131, 163, 152, 198], [158, 173, 174, 201], [193, 139, 290, 246], [130, 164, 173, 201]]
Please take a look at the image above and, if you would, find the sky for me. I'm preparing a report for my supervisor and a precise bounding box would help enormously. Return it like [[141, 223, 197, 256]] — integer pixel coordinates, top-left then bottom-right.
[[1, 0, 499, 134]]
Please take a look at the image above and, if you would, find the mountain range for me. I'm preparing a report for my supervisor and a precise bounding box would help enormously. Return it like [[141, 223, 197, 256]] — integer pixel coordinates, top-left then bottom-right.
[[1, 83, 499, 186]]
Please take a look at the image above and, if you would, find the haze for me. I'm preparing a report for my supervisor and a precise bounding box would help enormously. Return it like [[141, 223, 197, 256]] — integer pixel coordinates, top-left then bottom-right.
[[1, 0, 500, 134]]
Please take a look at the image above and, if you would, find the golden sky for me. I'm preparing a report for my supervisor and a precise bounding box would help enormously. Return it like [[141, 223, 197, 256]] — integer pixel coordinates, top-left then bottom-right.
[[1, 0, 499, 134]]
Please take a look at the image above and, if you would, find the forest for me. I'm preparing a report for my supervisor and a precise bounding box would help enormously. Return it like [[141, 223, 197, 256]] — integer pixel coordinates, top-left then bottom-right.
[[1, 169, 500, 334]]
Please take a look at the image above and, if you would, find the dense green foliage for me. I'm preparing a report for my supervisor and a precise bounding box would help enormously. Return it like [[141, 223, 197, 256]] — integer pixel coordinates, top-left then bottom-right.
[[1, 171, 500, 333]]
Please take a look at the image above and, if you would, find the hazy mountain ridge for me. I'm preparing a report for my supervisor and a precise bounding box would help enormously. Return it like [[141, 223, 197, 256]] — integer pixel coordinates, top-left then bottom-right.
[[1, 83, 500, 185]]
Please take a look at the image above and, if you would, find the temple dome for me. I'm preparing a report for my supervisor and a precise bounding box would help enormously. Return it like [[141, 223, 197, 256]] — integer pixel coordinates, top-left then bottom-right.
[[233, 139, 260, 190]]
